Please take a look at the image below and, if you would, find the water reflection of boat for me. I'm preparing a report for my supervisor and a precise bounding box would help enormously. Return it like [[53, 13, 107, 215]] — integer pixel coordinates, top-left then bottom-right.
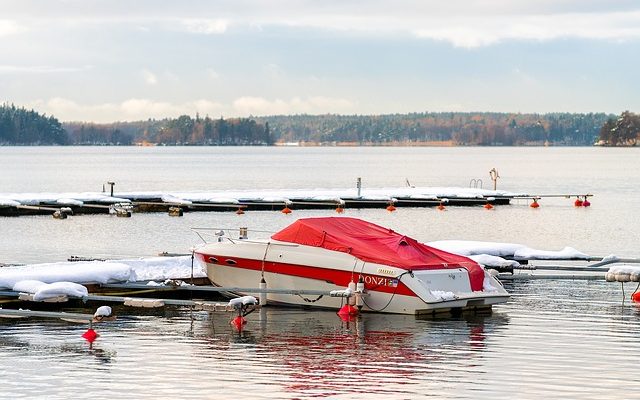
[[201, 308, 509, 398], [195, 217, 509, 315]]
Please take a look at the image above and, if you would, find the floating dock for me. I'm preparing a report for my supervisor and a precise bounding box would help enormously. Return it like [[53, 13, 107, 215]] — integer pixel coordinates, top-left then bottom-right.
[[0, 180, 593, 218]]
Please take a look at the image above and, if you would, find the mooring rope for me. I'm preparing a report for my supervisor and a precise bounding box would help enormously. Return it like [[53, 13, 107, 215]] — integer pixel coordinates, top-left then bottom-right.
[[297, 294, 324, 303]]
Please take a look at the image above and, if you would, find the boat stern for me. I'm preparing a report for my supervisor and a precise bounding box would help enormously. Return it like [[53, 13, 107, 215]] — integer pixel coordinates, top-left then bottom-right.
[[407, 268, 509, 313]]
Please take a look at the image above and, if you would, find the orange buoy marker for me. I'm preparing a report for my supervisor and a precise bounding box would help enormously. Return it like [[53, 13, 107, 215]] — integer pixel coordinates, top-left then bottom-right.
[[530, 199, 540, 208], [335, 206, 344, 213], [583, 198, 591, 207], [574, 198, 583, 207], [484, 203, 494, 210], [281, 206, 292, 214], [437, 203, 446, 211], [236, 208, 245, 215], [386, 204, 397, 212], [82, 328, 99, 343]]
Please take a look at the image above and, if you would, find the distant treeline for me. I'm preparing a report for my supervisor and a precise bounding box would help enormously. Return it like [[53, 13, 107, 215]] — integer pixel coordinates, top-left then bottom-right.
[[255, 112, 612, 146], [0, 105, 272, 146], [2, 103, 637, 146], [63, 115, 273, 145]]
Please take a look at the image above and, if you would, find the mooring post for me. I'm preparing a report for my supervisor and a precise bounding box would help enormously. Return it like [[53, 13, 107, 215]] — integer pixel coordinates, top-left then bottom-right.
[[107, 181, 115, 197], [357, 177, 362, 198]]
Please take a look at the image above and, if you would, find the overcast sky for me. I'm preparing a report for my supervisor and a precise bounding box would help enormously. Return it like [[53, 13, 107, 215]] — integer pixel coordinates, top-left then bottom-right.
[[1, 0, 639, 122]]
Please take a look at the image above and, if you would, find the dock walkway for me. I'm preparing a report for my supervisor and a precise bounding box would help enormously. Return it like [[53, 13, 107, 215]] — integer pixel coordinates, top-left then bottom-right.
[[0, 186, 592, 217]]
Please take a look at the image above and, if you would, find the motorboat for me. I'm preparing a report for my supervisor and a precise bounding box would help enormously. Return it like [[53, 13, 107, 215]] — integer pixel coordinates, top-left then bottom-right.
[[195, 217, 509, 315]]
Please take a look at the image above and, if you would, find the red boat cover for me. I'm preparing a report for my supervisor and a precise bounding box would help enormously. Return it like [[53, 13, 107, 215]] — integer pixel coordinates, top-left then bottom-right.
[[271, 217, 485, 291]]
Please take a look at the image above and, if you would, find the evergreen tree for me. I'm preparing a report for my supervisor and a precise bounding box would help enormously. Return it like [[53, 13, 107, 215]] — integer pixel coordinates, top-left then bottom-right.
[[598, 111, 640, 146], [0, 104, 68, 145]]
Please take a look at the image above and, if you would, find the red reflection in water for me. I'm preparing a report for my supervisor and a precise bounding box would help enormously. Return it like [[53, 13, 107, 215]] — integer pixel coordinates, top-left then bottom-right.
[[229, 312, 496, 397]]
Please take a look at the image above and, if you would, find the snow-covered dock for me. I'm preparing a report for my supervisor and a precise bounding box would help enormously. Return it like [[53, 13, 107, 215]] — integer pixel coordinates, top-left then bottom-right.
[[0, 186, 592, 217]]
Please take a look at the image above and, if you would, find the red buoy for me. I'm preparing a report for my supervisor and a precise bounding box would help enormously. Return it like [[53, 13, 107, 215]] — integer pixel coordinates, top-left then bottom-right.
[[231, 316, 246, 331], [484, 203, 494, 210], [574, 198, 583, 207], [583, 199, 591, 207], [82, 328, 99, 343], [632, 292, 640, 303], [236, 208, 245, 215], [337, 304, 358, 317], [437, 203, 446, 211], [386, 204, 396, 212], [530, 199, 540, 208], [337, 312, 357, 322], [335, 206, 344, 213], [281, 206, 292, 214]]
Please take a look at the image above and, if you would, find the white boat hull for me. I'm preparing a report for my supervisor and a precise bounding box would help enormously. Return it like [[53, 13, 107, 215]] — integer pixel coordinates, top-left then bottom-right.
[[197, 239, 509, 315]]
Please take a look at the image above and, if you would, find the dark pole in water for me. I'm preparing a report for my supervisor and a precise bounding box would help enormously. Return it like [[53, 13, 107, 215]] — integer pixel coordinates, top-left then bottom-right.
[[107, 181, 115, 197]]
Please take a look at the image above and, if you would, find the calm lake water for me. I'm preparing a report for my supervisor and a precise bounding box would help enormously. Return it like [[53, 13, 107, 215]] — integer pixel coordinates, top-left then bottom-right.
[[1, 146, 640, 399]]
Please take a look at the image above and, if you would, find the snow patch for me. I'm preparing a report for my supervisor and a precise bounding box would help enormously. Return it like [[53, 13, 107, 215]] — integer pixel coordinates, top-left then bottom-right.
[[12, 280, 88, 301], [207, 197, 240, 204], [513, 246, 589, 260], [32, 282, 88, 301], [428, 240, 524, 257], [0, 256, 204, 290], [429, 240, 590, 260], [112, 256, 205, 282], [0, 198, 21, 207], [430, 290, 456, 301], [330, 287, 354, 297], [469, 254, 520, 268], [161, 194, 192, 205], [0, 262, 135, 289], [12, 280, 48, 293], [56, 198, 84, 206], [94, 306, 112, 317], [228, 295, 257, 307], [608, 265, 640, 274], [483, 276, 498, 292], [601, 254, 620, 263]]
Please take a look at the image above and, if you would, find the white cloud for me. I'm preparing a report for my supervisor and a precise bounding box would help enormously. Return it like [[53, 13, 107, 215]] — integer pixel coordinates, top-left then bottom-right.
[[233, 96, 355, 116], [413, 11, 640, 47], [26, 96, 354, 122], [180, 18, 228, 34], [0, 19, 26, 37], [160, 2, 640, 48], [142, 69, 158, 85], [5, 3, 640, 47], [31, 97, 224, 122]]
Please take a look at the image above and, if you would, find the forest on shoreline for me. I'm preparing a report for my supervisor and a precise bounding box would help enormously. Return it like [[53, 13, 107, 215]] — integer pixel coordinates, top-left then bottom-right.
[[1, 103, 638, 146]]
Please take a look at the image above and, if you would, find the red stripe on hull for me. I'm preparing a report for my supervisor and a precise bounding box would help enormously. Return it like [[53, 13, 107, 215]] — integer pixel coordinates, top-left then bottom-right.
[[197, 252, 417, 297]]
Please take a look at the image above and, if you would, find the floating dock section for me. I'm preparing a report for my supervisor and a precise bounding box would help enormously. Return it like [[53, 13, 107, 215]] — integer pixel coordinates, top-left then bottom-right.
[[0, 184, 593, 217]]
